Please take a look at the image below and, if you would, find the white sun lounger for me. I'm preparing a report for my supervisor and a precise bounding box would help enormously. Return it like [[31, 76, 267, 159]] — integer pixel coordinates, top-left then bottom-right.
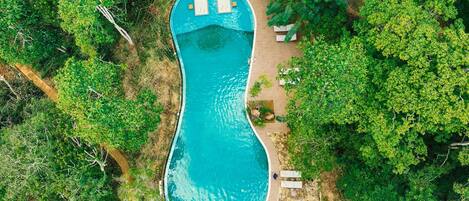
[[279, 77, 300, 86], [276, 34, 297, 42], [280, 170, 302, 178], [194, 0, 209, 16], [279, 68, 300, 75], [281, 181, 303, 189], [274, 24, 294, 32], [217, 0, 232, 13]]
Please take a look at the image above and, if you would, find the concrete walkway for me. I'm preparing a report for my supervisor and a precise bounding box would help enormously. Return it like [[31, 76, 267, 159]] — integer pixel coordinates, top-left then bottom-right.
[[246, 0, 301, 200]]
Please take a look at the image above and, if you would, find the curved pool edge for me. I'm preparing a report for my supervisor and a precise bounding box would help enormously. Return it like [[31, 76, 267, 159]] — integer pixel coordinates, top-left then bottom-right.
[[242, 0, 273, 200], [163, 0, 187, 199], [163, 0, 272, 200]]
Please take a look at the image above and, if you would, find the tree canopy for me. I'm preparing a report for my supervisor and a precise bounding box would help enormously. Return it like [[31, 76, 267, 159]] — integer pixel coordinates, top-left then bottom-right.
[[266, 0, 348, 41], [58, 0, 120, 57], [0, 0, 68, 74], [55, 58, 161, 152], [0, 99, 117, 201], [0, 69, 43, 129], [283, 0, 468, 199]]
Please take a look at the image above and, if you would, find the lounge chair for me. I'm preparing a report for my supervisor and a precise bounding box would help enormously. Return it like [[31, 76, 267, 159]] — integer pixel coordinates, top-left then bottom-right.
[[279, 68, 300, 75], [217, 0, 232, 13], [276, 34, 297, 42], [279, 68, 301, 86], [280, 170, 301, 178], [194, 0, 209, 16], [274, 24, 294, 32], [279, 77, 300, 86], [279, 79, 286, 86], [281, 181, 303, 189]]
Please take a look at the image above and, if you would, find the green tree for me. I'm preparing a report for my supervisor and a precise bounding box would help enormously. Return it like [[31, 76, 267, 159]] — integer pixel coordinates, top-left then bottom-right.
[[0, 99, 116, 201], [354, 0, 468, 174], [283, 0, 468, 199], [55, 57, 161, 152], [0, 69, 43, 129], [58, 0, 120, 57], [266, 0, 348, 41], [0, 0, 68, 74], [337, 164, 404, 201], [283, 37, 370, 178]]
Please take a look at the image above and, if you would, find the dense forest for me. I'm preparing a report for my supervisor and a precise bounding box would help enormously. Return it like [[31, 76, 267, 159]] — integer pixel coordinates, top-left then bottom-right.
[[0, 0, 173, 200], [269, 0, 468, 200]]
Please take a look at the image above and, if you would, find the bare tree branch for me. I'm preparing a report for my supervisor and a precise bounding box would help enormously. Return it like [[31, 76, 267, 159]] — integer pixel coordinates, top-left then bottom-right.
[[0, 75, 20, 99], [96, 5, 134, 45]]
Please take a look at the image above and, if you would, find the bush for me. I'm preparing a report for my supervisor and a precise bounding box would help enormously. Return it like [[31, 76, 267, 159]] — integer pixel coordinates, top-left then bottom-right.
[[249, 75, 272, 97]]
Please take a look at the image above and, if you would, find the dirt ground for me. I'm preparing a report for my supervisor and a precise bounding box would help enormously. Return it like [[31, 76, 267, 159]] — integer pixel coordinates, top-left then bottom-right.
[[269, 131, 343, 201], [112, 25, 181, 192], [0, 65, 15, 79], [268, 131, 320, 201], [319, 170, 342, 201]]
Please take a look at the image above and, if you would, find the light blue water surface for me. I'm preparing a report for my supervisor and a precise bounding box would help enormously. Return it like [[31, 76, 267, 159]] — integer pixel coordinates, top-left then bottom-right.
[[165, 0, 268, 200]]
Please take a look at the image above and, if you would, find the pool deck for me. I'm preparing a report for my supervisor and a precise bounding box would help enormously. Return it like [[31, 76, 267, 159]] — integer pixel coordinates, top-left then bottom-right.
[[247, 0, 301, 200]]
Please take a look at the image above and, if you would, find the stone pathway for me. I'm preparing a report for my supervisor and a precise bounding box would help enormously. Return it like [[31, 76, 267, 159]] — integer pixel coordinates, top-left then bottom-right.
[[246, 0, 302, 200]]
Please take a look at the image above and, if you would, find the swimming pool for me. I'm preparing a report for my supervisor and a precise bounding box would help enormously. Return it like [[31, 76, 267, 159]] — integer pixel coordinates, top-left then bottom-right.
[[164, 0, 269, 200]]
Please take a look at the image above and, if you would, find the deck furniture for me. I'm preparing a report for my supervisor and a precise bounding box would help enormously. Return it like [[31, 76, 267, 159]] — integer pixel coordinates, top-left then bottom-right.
[[281, 181, 303, 189], [279, 68, 300, 75], [218, 0, 232, 13], [274, 24, 294, 32], [276, 34, 297, 42], [280, 170, 302, 178], [194, 0, 209, 16], [278, 68, 301, 86], [278, 78, 300, 86], [279, 79, 286, 86]]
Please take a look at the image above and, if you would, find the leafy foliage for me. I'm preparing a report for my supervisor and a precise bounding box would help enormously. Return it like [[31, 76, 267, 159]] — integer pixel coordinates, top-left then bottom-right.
[[284, 0, 468, 199], [284, 37, 370, 179], [58, 0, 120, 57], [0, 0, 68, 75], [55, 57, 161, 152], [284, 37, 369, 125], [266, 0, 348, 41], [118, 167, 163, 201], [249, 81, 262, 97], [0, 70, 43, 129], [0, 99, 117, 201], [249, 75, 272, 97], [337, 164, 404, 201]]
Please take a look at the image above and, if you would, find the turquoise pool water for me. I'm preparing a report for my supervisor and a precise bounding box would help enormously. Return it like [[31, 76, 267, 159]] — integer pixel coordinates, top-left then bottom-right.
[[165, 0, 269, 200]]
